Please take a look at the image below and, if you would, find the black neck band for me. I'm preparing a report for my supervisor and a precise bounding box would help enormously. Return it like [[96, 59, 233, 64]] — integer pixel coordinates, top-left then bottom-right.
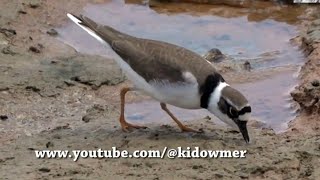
[[238, 106, 252, 115], [200, 73, 225, 109]]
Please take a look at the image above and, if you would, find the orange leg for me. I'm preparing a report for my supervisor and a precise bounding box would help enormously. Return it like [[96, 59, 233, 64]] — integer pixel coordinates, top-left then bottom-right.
[[119, 87, 147, 132], [160, 103, 199, 133]]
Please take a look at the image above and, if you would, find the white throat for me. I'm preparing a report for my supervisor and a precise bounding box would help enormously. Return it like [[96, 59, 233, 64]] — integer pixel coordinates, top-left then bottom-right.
[[211, 82, 229, 105], [207, 82, 238, 129]]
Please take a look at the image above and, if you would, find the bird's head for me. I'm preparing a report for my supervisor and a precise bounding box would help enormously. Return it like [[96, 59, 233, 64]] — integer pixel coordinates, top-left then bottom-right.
[[201, 74, 251, 143]]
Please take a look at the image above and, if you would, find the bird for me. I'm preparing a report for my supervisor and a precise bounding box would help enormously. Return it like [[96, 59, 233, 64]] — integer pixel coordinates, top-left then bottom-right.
[[67, 13, 252, 143]]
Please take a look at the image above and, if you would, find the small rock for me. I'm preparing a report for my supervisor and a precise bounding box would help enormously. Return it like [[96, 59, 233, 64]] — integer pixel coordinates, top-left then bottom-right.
[[38, 167, 50, 173], [37, 43, 44, 49], [248, 119, 266, 129], [228, 129, 239, 134], [82, 115, 91, 123], [192, 165, 203, 169], [82, 105, 107, 122], [29, 46, 41, 53], [214, 173, 224, 178], [261, 127, 276, 136], [71, 76, 80, 82], [5, 157, 14, 161], [25, 86, 40, 92], [0, 115, 8, 121], [52, 134, 61, 139], [203, 48, 225, 63], [0, 34, 8, 45], [2, 46, 17, 55], [69, 170, 80, 175], [198, 128, 204, 133], [238, 173, 249, 178], [47, 29, 58, 36], [311, 79, 319, 87], [18, 8, 27, 14], [29, 0, 40, 8], [51, 124, 70, 131], [0, 28, 16, 37], [160, 125, 171, 129], [243, 61, 251, 71], [46, 141, 54, 148], [0, 87, 9, 91], [133, 163, 142, 167], [64, 80, 76, 86]]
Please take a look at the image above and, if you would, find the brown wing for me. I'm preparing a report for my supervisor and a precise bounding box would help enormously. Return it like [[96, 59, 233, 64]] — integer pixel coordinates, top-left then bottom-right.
[[111, 38, 217, 85], [78, 15, 217, 85], [111, 39, 185, 83]]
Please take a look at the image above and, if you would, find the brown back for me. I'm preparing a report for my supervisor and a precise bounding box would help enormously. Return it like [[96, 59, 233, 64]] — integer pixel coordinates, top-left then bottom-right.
[[80, 15, 218, 85]]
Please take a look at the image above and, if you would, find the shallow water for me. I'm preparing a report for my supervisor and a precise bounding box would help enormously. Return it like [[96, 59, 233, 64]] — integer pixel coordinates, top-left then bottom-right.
[[58, 0, 305, 132]]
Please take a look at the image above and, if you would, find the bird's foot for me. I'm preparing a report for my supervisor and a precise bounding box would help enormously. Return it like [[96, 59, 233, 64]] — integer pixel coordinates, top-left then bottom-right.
[[121, 121, 147, 132], [180, 126, 201, 133]]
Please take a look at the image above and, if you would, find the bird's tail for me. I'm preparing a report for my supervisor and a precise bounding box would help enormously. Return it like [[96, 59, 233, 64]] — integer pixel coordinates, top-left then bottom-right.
[[67, 13, 107, 44], [67, 13, 125, 45]]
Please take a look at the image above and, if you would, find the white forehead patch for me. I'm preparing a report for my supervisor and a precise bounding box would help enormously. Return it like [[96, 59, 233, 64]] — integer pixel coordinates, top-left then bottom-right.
[[182, 71, 197, 84]]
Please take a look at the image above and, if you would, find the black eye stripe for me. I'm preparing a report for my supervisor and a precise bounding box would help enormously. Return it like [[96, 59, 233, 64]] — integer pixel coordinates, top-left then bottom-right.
[[217, 98, 251, 120], [217, 97, 238, 119], [238, 106, 251, 115], [230, 107, 238, 118]]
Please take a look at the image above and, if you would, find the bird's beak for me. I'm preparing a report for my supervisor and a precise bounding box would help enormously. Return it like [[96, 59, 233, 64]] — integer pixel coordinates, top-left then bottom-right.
[[237, 120, 250, 143]]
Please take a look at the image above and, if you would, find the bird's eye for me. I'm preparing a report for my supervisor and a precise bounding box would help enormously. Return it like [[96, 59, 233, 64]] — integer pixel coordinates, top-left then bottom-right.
[[229, 107, 238, 117]]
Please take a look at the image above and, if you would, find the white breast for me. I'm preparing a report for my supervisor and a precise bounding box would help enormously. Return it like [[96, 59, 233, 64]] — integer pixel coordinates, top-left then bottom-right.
[[148, 81, 201, 109], [117, 63, 200, 109], [112, 56, 202, 109]]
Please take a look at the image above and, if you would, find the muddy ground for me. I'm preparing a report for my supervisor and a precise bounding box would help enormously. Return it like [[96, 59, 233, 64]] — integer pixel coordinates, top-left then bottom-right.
[[0, 0, 320, 179]]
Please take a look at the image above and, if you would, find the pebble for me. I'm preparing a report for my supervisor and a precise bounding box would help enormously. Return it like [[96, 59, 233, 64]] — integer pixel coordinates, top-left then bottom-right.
[[0, 28, 16, 37], [38, 167, 50, 173], [18, 8, 27, 14], [47, 29, 58, 36], [192, 165, 204, 169], [29, 46, 41, 53], [64, 80, 76, 86], [46, 141, 54, 148], [2, 46, 16, 55], [244, 61, 251, 71], [311, 79, 319, 87], [82, 115, 91, 123], [25, 86, 40, 92], [29, 0, 40, 8], [52, 134, 61, 139], [0, 115, 8, 121]]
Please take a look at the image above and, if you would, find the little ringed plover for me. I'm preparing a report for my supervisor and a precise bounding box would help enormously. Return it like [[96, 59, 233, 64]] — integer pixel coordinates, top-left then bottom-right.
[[67, 14, 252, 143]]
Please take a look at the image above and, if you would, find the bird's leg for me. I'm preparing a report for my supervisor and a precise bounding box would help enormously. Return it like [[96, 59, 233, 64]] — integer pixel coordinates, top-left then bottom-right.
[[119, 87, 147, 132], [160, 102, 199, 133]]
